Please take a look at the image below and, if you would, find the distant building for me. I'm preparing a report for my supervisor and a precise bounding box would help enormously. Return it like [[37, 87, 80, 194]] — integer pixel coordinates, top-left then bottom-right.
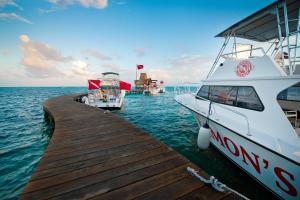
[[134, 73, 152, 88]]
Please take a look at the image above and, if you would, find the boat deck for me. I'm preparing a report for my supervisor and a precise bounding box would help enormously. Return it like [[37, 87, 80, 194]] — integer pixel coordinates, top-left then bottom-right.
[[20, 94, 239, 200]]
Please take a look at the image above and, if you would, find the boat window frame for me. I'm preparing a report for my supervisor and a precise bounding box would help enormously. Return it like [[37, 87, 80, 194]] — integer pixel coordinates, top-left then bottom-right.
[[195, 85, 265, 112], [277, 86, 300, 102], [236, 86, 264, 112], [195, 85, 210, 100]]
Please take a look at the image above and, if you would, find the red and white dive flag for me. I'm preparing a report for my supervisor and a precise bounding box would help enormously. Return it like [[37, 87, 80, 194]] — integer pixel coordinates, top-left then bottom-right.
[[119, 81, 131, 91], [88, 80, 101, 90], [137, 64, 144, 70]]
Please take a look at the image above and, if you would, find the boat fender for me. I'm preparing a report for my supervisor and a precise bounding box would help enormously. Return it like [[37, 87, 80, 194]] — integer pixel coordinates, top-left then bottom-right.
[[197, 123, 211, 150]]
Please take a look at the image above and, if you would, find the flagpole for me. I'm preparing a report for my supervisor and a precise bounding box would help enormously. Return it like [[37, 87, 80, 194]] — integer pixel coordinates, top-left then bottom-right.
[[135, 65, 137, 88]]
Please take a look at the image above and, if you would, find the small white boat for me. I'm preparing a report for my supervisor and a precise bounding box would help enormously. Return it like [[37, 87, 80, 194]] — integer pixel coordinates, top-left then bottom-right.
[[158, 81, 166, 93], [83, 72, 131, 109], [175, 0, 300, 199]]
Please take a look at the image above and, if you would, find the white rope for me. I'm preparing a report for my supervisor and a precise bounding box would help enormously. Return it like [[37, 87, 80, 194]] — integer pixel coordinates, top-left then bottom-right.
[[187, 167, 250, 200]]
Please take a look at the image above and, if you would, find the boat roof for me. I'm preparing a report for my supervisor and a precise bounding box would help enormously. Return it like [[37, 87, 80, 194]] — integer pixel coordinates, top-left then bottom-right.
[[102, 72, 119, 76], [216, 0, 300, 42]]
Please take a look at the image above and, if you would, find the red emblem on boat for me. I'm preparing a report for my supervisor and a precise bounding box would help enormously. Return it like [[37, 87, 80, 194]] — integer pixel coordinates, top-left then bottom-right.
[[236, 60, 253, 77]]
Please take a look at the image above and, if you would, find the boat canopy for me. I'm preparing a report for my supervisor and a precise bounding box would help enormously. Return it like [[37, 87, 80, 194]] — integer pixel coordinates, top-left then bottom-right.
[[102, 72, 119, 76], [216, 0, 300, 42]]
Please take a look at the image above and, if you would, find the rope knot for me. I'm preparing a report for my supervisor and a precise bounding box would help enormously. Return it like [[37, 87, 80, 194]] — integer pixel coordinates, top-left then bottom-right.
[[186, 166, 249, 200]]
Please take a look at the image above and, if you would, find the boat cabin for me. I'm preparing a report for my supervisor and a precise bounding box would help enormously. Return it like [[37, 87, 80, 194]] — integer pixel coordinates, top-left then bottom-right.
[[201, 0, 300, 137]]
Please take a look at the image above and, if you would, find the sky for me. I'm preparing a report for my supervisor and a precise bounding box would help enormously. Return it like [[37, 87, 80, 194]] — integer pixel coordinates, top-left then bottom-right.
[[0, 0, 275, 86]]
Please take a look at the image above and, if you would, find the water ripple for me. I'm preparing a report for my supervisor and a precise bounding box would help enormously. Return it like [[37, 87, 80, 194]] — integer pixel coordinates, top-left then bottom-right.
[[0, 87, 86, 200]]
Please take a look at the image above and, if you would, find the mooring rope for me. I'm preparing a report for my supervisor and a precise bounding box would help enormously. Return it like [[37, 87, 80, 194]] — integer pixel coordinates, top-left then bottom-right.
[[187, 167, 250, 200]]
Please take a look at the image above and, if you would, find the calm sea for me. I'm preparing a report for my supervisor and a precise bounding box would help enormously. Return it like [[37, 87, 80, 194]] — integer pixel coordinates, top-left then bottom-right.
[[0, 87, 276, 200]]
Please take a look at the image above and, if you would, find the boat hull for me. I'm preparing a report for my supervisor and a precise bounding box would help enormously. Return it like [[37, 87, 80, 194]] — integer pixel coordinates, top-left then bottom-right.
[[83, 96, 124, 110], [194, 113, 300, 200]]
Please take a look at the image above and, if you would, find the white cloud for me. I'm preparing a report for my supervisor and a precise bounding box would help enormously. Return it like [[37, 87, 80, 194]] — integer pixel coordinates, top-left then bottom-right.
[[72, 60, 95, 76], [96, 54, 213, 86], [102, 63, 121, 72], [112, 0, 126, 5], [1, 49, 10, 56], [0, 12, 33, 24], [85, 49, 112, 61], [20, 34, 29, 43], [0, 0, 22, 10], [48, 0, 108, 9], [15, 34, 213, 86], [79, 0, 107, 8], [19, 35, 72, 78], [134, 48, 145, 57], [38, 8, 59, 14], [147, 54, 213, 85]]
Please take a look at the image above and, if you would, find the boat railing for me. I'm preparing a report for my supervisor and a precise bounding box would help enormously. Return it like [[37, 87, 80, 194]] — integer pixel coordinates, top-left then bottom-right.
[[192, 94, 251, 136], [221, 47, 266, 59], [212, 102, 251, 136]]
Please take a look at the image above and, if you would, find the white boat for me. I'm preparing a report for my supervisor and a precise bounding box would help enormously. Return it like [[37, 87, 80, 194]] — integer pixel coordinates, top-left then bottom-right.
[[158, 81, 166, 93], [83, 72, 131, 109], [175, 0, 300, 199]]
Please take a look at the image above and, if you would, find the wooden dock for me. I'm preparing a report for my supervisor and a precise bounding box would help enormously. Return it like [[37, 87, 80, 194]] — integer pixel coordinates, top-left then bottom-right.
[[20, 94, 238, 200]]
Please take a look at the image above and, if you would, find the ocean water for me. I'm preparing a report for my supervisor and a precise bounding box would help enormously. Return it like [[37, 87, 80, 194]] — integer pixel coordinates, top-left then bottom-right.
[[0, 87, 276, 200], [0, 87, 86, 200]]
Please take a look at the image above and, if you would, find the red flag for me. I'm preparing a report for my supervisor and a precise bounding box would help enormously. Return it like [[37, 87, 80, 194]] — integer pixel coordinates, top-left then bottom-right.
[[88, 80, 100, 90], [120, 81, 131, 91], [137, 64, 144, 70]]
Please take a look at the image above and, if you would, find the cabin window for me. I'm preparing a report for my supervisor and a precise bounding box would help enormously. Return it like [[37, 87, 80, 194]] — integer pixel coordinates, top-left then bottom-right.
[[277, 86, 300, 102], [196, 85, 209, 99], [237, 87, 264, 111], [277, 83, 300, 133], [209, 86, 237, 106], [196, 85, 263, 111]]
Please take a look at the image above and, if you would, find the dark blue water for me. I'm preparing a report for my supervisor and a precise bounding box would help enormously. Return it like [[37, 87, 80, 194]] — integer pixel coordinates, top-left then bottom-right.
[[0, 87, 275, 200], [0, 87, 86, 200]]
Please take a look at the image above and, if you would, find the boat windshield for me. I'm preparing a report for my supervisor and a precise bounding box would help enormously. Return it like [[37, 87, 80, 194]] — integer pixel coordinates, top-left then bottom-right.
[[277, 82, 300, 136], [102, 72, 119, 80], [100, 86, 120, 97]]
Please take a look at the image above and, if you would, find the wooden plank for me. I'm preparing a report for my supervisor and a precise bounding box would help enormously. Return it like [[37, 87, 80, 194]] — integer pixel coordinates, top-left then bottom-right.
[[20, 94, 237, 200], [23, 148, 176, 193], [46, 128, 146, 151], [91, 165, 191, 200], [42, 134, 151, 158], [21, 155, 184, 199], [40, 137, 153, 164], [35, 139, 159, 172], [177, 184, 231, 200], [31, 141, 163, 180], [134, 176, 205, 200], [46, 158, 189, 200]]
